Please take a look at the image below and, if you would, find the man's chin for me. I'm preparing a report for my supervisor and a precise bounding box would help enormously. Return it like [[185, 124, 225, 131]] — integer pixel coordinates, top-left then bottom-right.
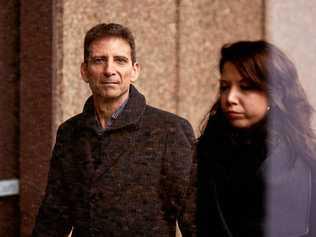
[[100, 93, 120, 100], [94, 90, 128, 102]]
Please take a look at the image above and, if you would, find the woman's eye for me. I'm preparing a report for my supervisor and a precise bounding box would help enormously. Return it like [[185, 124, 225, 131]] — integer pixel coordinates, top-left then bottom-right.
[[241, 84, 261, 91], [240, 84, 251, 90], [220, 84, 229, 92]]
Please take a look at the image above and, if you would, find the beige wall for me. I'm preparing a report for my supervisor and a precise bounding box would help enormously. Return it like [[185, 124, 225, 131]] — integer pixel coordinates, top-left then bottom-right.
[[265, 0, 316, 129], [54, 0, 264, 136], [178, 0, 264, 134]]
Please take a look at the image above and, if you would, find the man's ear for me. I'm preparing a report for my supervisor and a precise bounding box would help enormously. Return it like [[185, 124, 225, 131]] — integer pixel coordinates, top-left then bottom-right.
[[131, 62, 140, 82], [80, 62, 89, 83]]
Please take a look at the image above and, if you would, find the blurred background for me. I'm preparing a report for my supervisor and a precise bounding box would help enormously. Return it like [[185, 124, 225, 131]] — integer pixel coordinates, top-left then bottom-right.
[[1, 0, 315, 236]]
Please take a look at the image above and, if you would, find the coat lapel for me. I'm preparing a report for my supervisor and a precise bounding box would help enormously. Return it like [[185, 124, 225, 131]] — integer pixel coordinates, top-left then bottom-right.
[[77, 85, 145, 183], [92, 132, 133, 183]]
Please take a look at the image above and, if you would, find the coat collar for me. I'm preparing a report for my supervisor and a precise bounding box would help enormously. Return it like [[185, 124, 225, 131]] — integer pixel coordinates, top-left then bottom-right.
[[81, 85, 146, 132]]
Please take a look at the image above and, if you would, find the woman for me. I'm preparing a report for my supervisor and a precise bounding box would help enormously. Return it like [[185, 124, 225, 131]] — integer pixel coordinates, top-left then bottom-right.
[[196, 41, 316, 237]]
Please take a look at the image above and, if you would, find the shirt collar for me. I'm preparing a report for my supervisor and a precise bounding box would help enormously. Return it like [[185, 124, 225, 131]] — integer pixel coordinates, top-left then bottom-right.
[[95, 97, 129, 132], [105, 98, 128, 127], [111, 98, 128, 121]]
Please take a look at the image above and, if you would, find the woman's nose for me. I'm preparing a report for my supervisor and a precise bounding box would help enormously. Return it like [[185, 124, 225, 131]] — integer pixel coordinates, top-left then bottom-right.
[[226, 87, 239, 105]]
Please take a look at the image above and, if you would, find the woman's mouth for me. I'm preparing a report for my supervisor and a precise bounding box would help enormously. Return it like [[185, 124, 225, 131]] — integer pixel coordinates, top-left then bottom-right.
[[226, 111, 244, 119]]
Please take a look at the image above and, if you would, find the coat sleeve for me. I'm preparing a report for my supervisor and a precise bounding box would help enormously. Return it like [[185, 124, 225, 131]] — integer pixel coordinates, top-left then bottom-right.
[[178, 151, 198, 237], [32, 126, 72, 237], [162, 118, 196, 236]]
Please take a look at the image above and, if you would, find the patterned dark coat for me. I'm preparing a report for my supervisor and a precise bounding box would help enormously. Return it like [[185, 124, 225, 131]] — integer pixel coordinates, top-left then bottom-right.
[[32, 85, 195, 237]]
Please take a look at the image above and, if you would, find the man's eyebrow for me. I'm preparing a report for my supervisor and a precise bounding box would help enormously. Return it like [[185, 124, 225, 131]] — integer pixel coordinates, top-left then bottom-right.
[[90, 55, 107, 58], [114, 55, 129, 59]]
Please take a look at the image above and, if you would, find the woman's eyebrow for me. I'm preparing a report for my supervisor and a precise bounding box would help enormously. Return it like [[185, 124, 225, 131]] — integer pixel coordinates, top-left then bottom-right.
[[239, 78, 252, 83]]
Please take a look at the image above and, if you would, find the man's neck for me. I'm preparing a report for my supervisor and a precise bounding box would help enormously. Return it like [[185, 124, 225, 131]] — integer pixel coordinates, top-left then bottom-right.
[[93, 94, 128, 129]]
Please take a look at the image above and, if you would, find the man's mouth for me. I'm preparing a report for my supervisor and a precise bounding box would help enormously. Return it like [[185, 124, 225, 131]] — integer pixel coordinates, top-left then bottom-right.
[[101, 80, 119, 84]]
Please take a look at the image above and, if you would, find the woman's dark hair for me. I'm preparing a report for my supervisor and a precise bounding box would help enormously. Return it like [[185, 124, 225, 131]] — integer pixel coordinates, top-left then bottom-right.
[[199, 40, 316, 162]]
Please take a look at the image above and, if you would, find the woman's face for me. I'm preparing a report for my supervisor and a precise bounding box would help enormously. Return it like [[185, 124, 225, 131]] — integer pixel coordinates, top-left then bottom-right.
[[220, 62, 268, 129]]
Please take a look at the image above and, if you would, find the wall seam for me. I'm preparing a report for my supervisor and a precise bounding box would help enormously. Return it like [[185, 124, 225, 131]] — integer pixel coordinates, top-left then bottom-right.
[[175, 0, 181, 114]]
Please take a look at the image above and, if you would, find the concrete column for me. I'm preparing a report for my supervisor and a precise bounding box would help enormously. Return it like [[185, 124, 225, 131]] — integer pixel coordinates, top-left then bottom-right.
[[265, 0, 316, 129]]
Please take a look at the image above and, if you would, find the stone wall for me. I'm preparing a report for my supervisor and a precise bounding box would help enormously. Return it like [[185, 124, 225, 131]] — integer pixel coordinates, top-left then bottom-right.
[[1, 1, 265, 236]]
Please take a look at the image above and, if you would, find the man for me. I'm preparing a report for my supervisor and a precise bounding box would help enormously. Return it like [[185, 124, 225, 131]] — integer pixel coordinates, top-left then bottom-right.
[[32, 23, 195, 237]]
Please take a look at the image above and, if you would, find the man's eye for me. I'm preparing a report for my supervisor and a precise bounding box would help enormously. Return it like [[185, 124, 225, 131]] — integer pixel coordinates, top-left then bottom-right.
[[115, 57, 128, 64], [94, 58, 105, 64], [90, 58, 106, 65]]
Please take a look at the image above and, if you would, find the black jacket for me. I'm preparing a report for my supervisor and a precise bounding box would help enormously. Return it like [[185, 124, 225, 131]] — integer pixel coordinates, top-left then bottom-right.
[[196, 129, 316, 237], [32, 85, 195, 237]]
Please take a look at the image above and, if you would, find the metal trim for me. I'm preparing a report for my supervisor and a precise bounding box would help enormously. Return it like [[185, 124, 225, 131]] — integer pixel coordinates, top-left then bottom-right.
[[0, 179, 19, 197]]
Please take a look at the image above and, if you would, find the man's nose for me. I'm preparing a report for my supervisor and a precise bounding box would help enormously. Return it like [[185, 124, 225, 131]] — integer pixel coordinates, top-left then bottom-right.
[[103, 60, 115, 76]]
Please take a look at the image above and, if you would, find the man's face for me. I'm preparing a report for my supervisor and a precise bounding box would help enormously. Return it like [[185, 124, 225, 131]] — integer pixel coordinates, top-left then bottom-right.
[[81, 37, 139, 103]]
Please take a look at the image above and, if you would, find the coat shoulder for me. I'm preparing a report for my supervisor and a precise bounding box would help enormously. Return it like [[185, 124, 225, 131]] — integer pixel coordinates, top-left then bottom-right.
[[143, 105, 195, 143], [55, 113, 85, 141], [144, 105, 192, 128]]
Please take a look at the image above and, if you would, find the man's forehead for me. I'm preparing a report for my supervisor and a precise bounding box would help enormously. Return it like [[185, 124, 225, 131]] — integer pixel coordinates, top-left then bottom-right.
[[90, 36, 130, 49], [88, 37, 131, 57]]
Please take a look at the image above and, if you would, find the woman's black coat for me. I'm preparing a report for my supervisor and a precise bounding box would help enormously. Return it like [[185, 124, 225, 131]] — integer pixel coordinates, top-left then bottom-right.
[[196, 127, 315, 237]]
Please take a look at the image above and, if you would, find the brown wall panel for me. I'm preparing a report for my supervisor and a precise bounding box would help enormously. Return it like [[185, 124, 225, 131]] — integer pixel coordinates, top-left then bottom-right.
[[20, 0, 54, 236], [0, 0, 20, 236]]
